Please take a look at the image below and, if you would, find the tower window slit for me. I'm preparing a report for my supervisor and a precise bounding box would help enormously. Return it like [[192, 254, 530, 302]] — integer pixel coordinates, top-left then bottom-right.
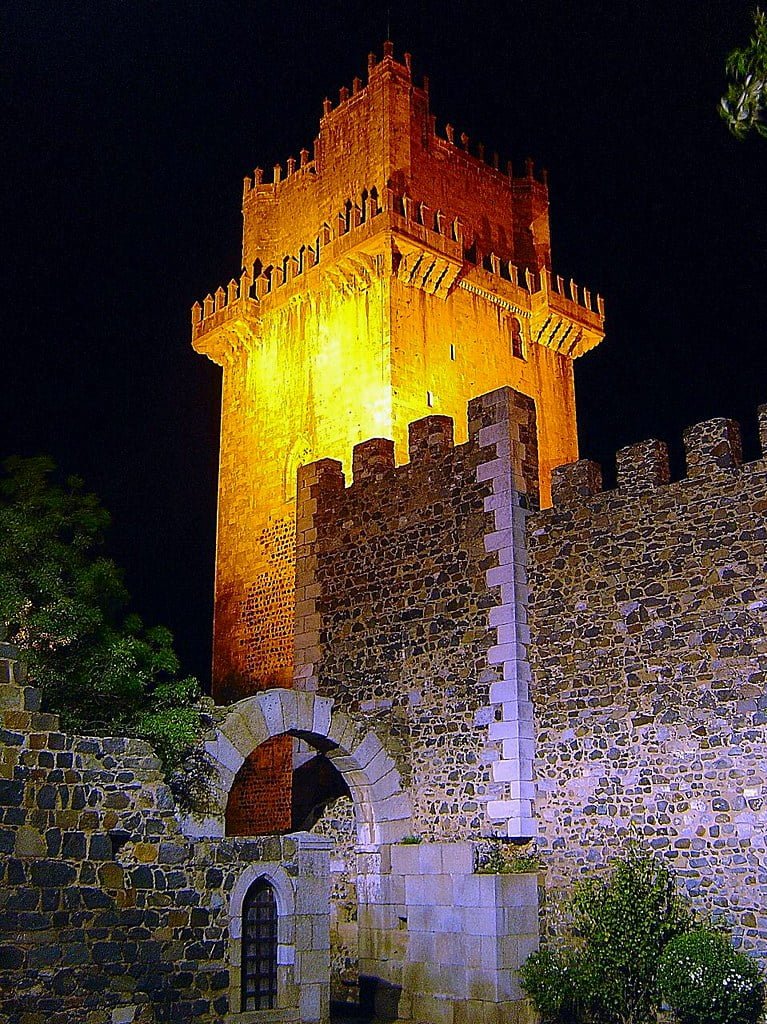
[[510, 317, 525, 359]]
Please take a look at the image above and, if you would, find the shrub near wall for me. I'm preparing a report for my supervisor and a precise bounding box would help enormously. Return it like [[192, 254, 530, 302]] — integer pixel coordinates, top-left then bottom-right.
[[658, 929, 765, 1024], [521, 848, 692, 1024]]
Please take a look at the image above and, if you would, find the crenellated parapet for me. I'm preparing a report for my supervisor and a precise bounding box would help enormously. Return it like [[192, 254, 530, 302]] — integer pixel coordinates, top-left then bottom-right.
[[295, 389, 537, 504], [549, 405, 767, 509], [241, 41, 545, 206], [193, 179, 604, 363]]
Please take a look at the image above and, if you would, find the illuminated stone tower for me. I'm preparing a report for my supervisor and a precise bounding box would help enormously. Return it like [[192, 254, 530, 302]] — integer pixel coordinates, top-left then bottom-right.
[[193, 43, 604, 705]]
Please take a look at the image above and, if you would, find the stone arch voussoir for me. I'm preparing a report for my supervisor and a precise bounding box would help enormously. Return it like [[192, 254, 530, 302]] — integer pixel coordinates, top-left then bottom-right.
[[179, 688, 412, 845]]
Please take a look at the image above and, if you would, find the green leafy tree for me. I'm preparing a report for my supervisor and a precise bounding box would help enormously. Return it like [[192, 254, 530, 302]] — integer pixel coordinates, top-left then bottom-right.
[[521, 845, 693, 1024], [720, 7, 767, 140], [0, 455, 204, 769]]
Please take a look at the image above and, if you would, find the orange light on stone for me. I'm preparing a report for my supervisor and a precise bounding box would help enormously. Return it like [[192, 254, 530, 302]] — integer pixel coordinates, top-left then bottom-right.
[[193, 46, 605, 726]]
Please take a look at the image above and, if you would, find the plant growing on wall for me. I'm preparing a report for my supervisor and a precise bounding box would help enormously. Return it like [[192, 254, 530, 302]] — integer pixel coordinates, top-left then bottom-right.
[[521, 845, 694, 1024], [0, 455, 206, 770], [474, 836, 541, 873]]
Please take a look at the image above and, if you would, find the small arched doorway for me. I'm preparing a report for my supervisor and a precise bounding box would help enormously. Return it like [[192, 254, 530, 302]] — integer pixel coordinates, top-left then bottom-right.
[[241, 877, 278, 1010], [185, 690, 413, 1019]]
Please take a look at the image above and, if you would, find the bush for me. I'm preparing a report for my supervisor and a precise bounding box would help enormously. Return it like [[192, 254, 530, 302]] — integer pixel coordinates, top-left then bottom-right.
[[658, 928, 765, 1024], [521, 845, 692, 1024], [519, 946, 583, 1024], [569, 845, 692, 1024]]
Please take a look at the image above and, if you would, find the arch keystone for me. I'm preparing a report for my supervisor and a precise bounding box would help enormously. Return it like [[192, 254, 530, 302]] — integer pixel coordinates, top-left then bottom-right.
[[277, 689, 299, 731], [292, 690, 317, 733], [257, 689, 287, 735], [312, 695, 334, 737]]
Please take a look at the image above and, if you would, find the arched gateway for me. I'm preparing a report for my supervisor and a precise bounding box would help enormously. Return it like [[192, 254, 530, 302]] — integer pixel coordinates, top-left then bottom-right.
[[178, 687, 413, 846]]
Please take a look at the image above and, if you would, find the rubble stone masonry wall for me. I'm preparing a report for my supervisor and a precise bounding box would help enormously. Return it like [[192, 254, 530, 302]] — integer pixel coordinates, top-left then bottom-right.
[[294, 387, 539, 842], [0, 646, 331, 1024], [527, 410, 767, 957]]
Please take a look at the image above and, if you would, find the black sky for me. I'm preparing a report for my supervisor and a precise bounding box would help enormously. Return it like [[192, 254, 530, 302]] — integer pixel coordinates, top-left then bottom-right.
[[3, 1, 766, 686]]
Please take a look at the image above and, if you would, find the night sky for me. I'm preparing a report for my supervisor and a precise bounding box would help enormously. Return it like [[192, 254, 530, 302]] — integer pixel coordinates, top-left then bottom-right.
[[3, 1, 767, 687]]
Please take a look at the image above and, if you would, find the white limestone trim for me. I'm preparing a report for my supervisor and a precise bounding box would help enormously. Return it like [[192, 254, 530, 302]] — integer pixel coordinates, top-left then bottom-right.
[[475, 393, 536, 839], [229, 863, 295, 942], [228, 863, 296, 1015], [181, 688, 413, 846]]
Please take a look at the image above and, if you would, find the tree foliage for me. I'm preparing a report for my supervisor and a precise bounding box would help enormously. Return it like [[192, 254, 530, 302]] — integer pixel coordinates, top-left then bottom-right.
[[0, 455, 205, 769], [720, 7, 767, 140]]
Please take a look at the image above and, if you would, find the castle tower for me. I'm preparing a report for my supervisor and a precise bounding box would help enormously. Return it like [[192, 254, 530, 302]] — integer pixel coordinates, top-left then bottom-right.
[[193, 43, 604, 710]]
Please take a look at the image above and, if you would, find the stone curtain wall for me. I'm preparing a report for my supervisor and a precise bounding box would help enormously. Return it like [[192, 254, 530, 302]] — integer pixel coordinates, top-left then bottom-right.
[[528, 411, 767, 956], [0, 646, 331, 1024], [294, 387, 539, 841]]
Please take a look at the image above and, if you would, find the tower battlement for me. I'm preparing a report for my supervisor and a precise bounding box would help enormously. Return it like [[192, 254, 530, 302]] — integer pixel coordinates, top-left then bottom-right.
[[242, 42, 551, 212], [234, 42, 572, 283], [193, 184, 604, 362]]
